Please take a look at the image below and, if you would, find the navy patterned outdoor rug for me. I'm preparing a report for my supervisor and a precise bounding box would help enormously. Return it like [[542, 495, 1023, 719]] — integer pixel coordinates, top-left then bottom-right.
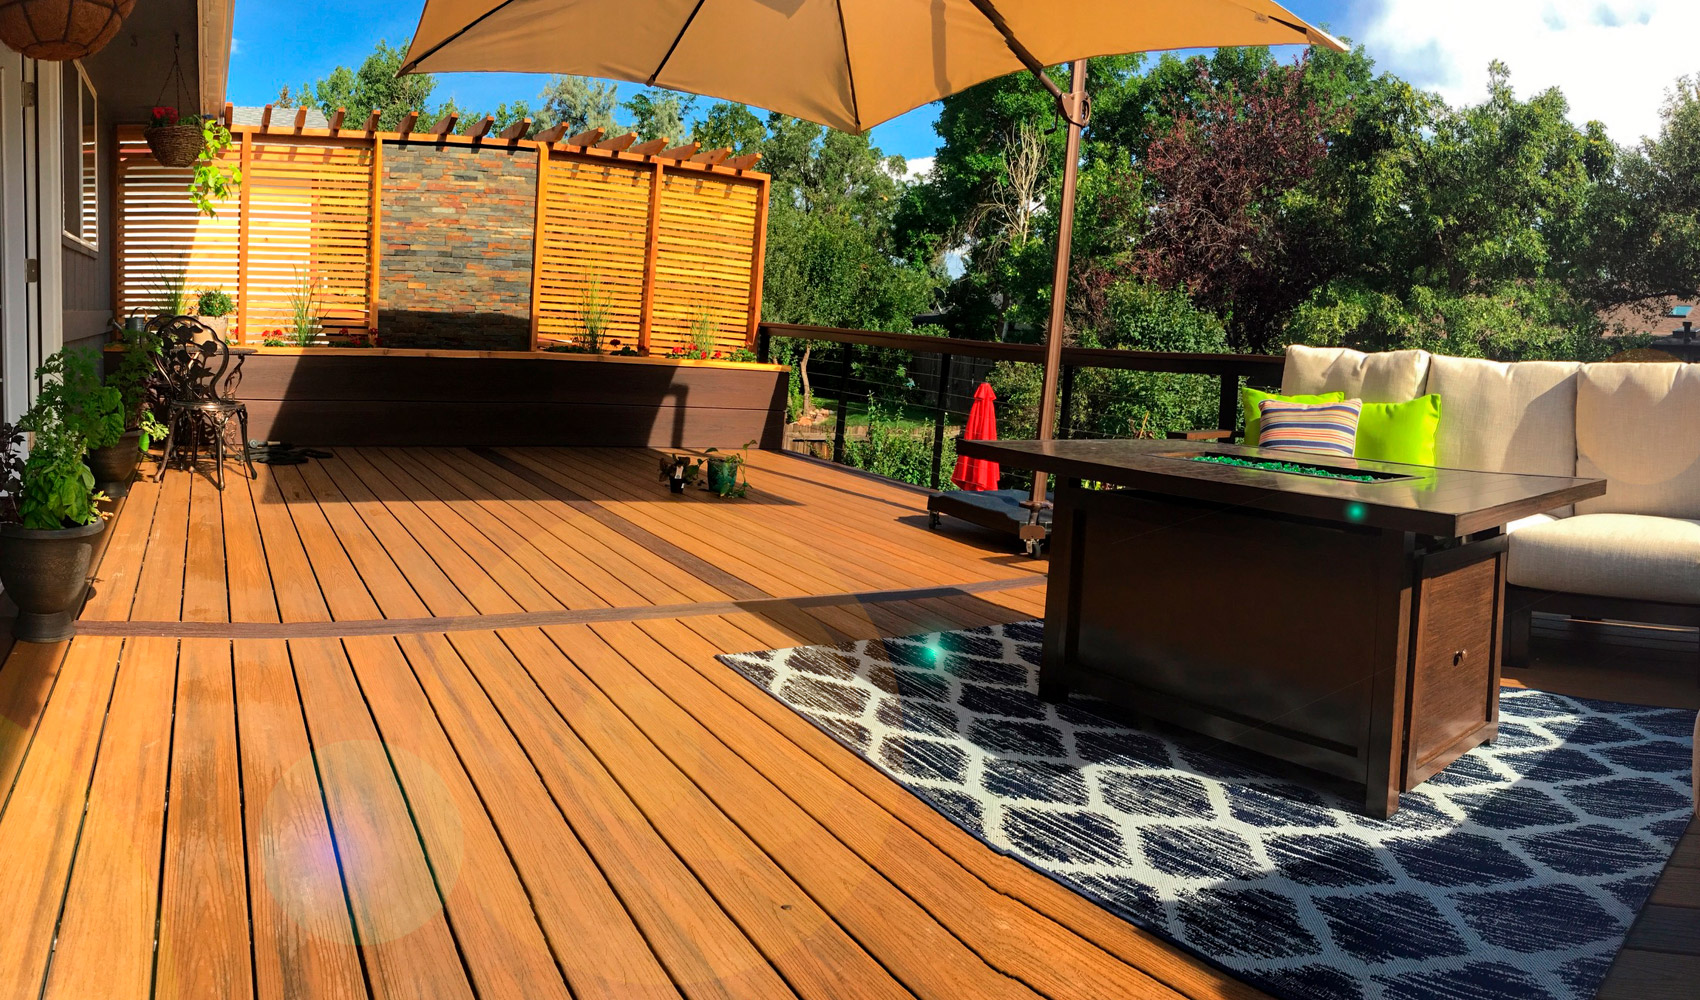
[[718, 622, 1696, 1000]]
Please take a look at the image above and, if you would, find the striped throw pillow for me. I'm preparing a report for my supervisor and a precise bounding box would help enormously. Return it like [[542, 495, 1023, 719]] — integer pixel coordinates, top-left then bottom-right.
[[1256, 398, 1363, 457]]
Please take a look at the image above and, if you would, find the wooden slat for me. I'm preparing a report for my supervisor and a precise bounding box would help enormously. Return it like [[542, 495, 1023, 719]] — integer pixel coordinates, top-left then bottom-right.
[[154, 638, 253, 1000], [498, 118, 531, 140], [0, 638, 122, 1000]]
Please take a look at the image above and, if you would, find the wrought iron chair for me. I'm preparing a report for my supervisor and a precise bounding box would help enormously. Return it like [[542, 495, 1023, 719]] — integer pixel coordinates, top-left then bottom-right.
[[149, 315, 256, 490]]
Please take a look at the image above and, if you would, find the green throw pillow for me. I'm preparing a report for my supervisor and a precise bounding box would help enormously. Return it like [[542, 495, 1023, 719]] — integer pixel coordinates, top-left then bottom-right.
[[1354, 393, 1442, 466], [1241, 387, 1346, 445]]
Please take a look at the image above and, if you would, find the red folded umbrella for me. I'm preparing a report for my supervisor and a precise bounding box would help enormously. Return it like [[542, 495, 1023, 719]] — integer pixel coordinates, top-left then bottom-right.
[[951, 382, 1001, 491]]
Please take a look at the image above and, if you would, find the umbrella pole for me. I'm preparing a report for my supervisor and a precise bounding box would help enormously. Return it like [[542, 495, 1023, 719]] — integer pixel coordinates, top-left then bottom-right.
[[1025, 57, 1088, 526]]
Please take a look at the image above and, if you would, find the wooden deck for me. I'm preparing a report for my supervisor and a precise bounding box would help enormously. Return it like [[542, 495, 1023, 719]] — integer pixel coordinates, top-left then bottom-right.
[[0, 446, 1690, 1000]]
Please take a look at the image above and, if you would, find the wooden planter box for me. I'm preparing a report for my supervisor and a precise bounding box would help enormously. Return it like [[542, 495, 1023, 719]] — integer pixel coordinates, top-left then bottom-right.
[[128, 347, 789, 449]]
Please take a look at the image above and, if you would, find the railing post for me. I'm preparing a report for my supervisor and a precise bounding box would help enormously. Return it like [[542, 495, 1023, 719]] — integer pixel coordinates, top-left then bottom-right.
[[1218, 372, 1239, 438], [756, 326, 771, 364], [1059, 364, 1076, 439], [832, 343, 854, 465], [930, 352, 953, 490]]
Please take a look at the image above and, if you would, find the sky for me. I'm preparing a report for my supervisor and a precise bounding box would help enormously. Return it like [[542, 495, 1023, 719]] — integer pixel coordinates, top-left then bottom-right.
[[226, 1, 1700, 171]]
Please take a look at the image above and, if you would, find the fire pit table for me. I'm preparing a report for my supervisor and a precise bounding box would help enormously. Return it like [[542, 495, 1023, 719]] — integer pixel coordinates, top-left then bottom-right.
[[957, 438, 1606, 817]]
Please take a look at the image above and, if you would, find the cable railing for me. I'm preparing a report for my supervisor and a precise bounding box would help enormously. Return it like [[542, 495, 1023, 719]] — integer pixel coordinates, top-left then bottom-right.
[[756, 323, 1286, 490]]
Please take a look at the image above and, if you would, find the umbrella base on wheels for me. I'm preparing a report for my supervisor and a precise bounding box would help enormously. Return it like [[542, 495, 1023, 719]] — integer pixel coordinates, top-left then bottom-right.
[[927, 489, 1053, 555]]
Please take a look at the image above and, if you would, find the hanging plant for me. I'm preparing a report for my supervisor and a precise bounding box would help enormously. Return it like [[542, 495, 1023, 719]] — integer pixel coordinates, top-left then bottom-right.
[[0, 0, 133, 61], [188, 116, 241, 217], [143, 105, 203, 167], [143, 34, 241, 216]]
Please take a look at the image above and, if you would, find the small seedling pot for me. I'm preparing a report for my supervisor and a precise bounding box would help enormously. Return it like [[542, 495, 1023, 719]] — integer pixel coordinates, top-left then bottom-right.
[[0, 518, 107, 642], [706, 457, 740, 496]]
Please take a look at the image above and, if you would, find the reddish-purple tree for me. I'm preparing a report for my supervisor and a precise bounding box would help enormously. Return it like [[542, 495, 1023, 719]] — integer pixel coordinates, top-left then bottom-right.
[[1134, 60, 1348, 351]]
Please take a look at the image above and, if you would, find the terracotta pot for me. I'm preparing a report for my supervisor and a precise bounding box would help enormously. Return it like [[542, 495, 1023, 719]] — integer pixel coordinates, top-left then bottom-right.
[[197, 315, 230, 340], [0, 0, 133, 61], [0, 518, 106, 642], [86, 428, 143, 497]]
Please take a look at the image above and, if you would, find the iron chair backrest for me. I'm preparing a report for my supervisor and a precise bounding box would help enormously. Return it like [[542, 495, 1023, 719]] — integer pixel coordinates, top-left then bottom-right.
[[149, 314, 232, 403]]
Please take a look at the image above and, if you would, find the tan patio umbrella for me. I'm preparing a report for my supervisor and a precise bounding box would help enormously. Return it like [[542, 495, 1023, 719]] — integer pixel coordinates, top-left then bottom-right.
[[402, 0, 1343, 523]]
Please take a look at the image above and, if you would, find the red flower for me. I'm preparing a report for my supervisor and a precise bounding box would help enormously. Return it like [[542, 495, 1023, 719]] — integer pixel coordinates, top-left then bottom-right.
[[712, 351, 722, 359], [150, 106, 179, 127]]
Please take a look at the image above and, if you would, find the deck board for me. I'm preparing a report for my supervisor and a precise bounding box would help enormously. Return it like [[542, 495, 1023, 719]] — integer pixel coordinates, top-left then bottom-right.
[[0, 447, 1690, 1000]]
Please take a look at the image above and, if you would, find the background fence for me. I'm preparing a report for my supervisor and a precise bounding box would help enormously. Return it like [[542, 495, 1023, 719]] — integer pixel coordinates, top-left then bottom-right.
[[115, 111, 769, 355], [758, 323, 1286, 490]]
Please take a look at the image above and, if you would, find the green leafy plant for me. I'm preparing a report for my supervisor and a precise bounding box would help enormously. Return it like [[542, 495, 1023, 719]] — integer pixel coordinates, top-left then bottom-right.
[[287, 268, 320, 346], [32, 349, 125, 451], [13, 350, 113, 529], [189, 117, 242, 217], [578, 276, 610, 353], [196, 287, 234, 318], [15, 408, 104, 529], [690, 307, 719, 357], [110, 323, 162, 432], [702, 439, 757, 498], [151, 259, 189, 317]]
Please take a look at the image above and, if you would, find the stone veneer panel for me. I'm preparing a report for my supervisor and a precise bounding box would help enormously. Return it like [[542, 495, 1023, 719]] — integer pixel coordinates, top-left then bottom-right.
[[379, 143, 536, 350]]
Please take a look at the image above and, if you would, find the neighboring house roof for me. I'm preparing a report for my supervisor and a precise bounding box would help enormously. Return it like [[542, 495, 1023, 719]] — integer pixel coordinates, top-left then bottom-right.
[[230, 105, 330, 129], [1600, 297, 1699, 337]]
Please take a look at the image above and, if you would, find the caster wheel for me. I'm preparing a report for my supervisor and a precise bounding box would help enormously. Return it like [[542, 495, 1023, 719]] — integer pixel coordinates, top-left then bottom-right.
[[928, 512, 941, 529], [1023, 538, 1044, 557]]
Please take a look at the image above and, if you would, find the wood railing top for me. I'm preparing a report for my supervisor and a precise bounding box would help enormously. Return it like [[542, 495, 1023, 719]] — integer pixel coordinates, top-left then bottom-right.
[[119, 104, 770, 181], [758, 322, 1286, 378]]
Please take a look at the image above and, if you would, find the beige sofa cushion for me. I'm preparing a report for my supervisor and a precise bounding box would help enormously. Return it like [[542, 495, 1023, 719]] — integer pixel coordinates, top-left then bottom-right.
[[1281, 346, 1431, 402], [1425, 356, 1581, 477], [1507, 513, 1700, 603], [1575, 363, 1700, 518]]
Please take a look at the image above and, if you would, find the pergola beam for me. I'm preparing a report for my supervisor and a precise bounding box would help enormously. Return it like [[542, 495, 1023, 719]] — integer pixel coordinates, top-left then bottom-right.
[[497, 118, 532, 140]]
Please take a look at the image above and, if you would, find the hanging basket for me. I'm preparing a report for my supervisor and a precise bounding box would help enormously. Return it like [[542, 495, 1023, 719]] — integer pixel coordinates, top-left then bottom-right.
[[144, 122, 204, 168], [0, 0, 134, 61]]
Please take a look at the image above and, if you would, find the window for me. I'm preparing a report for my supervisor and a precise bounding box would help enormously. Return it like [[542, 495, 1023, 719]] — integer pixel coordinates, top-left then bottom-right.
[[62, 62, 97, 250]]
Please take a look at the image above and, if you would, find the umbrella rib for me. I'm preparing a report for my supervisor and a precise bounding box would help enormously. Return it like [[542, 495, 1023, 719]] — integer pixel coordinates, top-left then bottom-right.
[[648, 0, 710, 86], [397, 0, 522, 75], [835, 0, 862, 132]]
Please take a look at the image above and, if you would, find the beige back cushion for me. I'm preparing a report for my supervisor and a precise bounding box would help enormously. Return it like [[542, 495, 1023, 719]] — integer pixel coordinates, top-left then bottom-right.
[[1576, 363, 1700, 517], [1426, 356, 1581, 477], [1281, 346, 1432, 402]]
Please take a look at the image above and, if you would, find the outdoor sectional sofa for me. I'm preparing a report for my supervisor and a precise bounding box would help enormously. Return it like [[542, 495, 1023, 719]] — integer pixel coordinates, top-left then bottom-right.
[[1276, 345, 1700, 813]]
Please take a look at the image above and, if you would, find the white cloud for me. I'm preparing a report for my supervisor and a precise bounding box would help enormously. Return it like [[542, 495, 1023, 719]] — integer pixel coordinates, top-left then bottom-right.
[[901, 155, 934, 182], [230, 37, 242, 56], [1354, 1, 1700, 144]]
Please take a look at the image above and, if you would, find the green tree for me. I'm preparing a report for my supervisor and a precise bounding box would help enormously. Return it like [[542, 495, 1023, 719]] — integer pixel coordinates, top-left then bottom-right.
[[693, 102, 767, 155], [538, 75, 619, 135], [289, 40, 437, 131], [624, 88, 697, 142]]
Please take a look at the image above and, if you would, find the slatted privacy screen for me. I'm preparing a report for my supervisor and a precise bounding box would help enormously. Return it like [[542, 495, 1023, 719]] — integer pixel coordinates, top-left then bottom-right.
[[115, 134, 240, 319], [116, 125, 769, 353], [244, 140, 374, 339], [649, 171, 764, 356], [535, 154, 651, 349]]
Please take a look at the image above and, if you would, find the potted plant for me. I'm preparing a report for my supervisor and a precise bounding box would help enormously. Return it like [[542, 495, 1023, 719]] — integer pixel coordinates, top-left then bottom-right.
[[35, 348, 133, 498], [703, 440, 756, 498], [195, 287, 234, 339], [0, 354, 112, 643], [144, 105, 203, 167], [287, 267, 320, 346], [97, 326, 167, 489]]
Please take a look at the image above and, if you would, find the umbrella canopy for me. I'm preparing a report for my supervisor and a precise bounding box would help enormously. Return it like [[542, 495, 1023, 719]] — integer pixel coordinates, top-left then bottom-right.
[[952, 382, 1001, 491], [400, 0, 1342, 134]]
